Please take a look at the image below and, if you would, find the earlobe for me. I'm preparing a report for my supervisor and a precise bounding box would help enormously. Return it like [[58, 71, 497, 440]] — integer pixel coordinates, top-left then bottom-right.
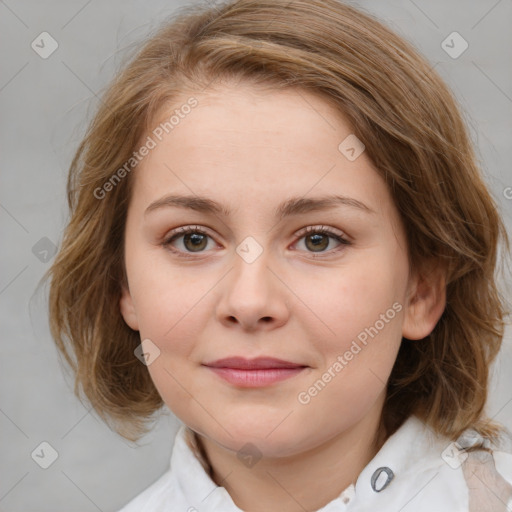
[[119, 283, 140, 331], [402, 264, 446, 341]]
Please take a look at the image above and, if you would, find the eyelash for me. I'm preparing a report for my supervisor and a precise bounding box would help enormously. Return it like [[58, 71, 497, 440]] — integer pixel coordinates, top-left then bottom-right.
[[162, 225, 351, 259]]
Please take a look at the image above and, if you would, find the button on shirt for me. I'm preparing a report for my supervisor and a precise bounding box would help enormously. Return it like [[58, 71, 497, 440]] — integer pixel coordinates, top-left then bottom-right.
[[118, 415, 512, 511]]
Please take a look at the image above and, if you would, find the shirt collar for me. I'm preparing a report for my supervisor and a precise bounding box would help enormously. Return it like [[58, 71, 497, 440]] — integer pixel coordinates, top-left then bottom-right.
[[169, 415, 460, 511], [171, 425, 241, 511]]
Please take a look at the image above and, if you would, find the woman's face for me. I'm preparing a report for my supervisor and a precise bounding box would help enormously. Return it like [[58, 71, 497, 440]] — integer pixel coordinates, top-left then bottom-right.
[[120, 83, 427, 457]]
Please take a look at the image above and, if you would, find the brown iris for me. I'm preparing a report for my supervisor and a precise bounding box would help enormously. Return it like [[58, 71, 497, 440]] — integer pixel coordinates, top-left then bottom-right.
[[183, 232, 208, 252], [305, 233, 329, 252]]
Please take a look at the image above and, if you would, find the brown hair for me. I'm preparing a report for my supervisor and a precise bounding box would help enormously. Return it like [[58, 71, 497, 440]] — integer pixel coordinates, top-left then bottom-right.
[[45, 0, 510, 444]]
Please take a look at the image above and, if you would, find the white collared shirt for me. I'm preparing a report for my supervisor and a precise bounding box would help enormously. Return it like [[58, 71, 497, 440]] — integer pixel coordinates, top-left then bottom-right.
[[118, 415, 512, 511]]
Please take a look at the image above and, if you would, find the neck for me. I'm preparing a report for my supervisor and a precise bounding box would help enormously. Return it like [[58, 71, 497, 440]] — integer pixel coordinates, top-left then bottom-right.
[[194, 397, 387, 512]]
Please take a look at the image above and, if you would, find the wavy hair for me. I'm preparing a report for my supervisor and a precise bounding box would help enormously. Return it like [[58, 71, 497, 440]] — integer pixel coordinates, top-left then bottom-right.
[[45, 0, 510, 443]]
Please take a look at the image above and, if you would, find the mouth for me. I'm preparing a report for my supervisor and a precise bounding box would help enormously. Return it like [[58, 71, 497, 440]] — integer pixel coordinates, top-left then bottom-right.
[[202, 357, 309, 387]]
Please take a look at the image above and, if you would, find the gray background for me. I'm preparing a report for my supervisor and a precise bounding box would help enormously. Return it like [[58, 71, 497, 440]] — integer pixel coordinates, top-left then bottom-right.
[[1, 0, 511, 510]]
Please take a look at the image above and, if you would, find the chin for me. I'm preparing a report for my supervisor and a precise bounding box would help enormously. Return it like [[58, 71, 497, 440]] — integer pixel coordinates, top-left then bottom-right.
[[206, 418, 312, 458]]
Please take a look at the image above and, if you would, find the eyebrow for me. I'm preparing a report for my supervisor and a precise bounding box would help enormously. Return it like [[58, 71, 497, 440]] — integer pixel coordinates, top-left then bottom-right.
[[144, 193, 376, 220]]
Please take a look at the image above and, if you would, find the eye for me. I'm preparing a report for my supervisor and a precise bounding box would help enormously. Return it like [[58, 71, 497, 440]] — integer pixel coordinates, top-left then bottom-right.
[[162, 226, 216, 256], [293, 225, 351, 256], [162, 224, 351, 258]]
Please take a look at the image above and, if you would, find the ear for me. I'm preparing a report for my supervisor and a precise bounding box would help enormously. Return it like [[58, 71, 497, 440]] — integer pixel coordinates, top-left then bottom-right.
[[119, 283, 140, 331], [402, 260, 446, 341]]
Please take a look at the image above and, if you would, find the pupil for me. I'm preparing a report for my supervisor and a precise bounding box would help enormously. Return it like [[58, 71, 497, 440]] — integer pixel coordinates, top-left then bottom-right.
[[185, 233, 206, 251], [307, 234, 328, 251]]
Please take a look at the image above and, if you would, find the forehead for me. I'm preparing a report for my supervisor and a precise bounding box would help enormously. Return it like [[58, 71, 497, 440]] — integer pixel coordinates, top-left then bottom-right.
[[130, 84, 394, 222], [159, 84, 347, 157]]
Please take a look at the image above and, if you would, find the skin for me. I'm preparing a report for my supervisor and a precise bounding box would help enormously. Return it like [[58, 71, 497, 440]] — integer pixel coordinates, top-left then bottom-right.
[[120, 82, 446, 512]]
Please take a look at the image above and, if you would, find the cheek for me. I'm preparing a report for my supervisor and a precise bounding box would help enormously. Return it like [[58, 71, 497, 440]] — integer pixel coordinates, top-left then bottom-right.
[[128, 261, 216, 412], [295, 250, 406, 353], [126, 245, 209, 342], [292, 247, 406, 411], [145, 357, 205, 434]]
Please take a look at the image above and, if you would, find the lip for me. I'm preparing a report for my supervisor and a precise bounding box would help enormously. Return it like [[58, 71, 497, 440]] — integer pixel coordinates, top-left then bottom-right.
[[203, 356, 305, 370], [202, 357, 308, 388]]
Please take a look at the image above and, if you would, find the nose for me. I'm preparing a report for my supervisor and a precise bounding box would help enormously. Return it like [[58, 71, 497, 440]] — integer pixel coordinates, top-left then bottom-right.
[[215, 248, 291, 332]]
